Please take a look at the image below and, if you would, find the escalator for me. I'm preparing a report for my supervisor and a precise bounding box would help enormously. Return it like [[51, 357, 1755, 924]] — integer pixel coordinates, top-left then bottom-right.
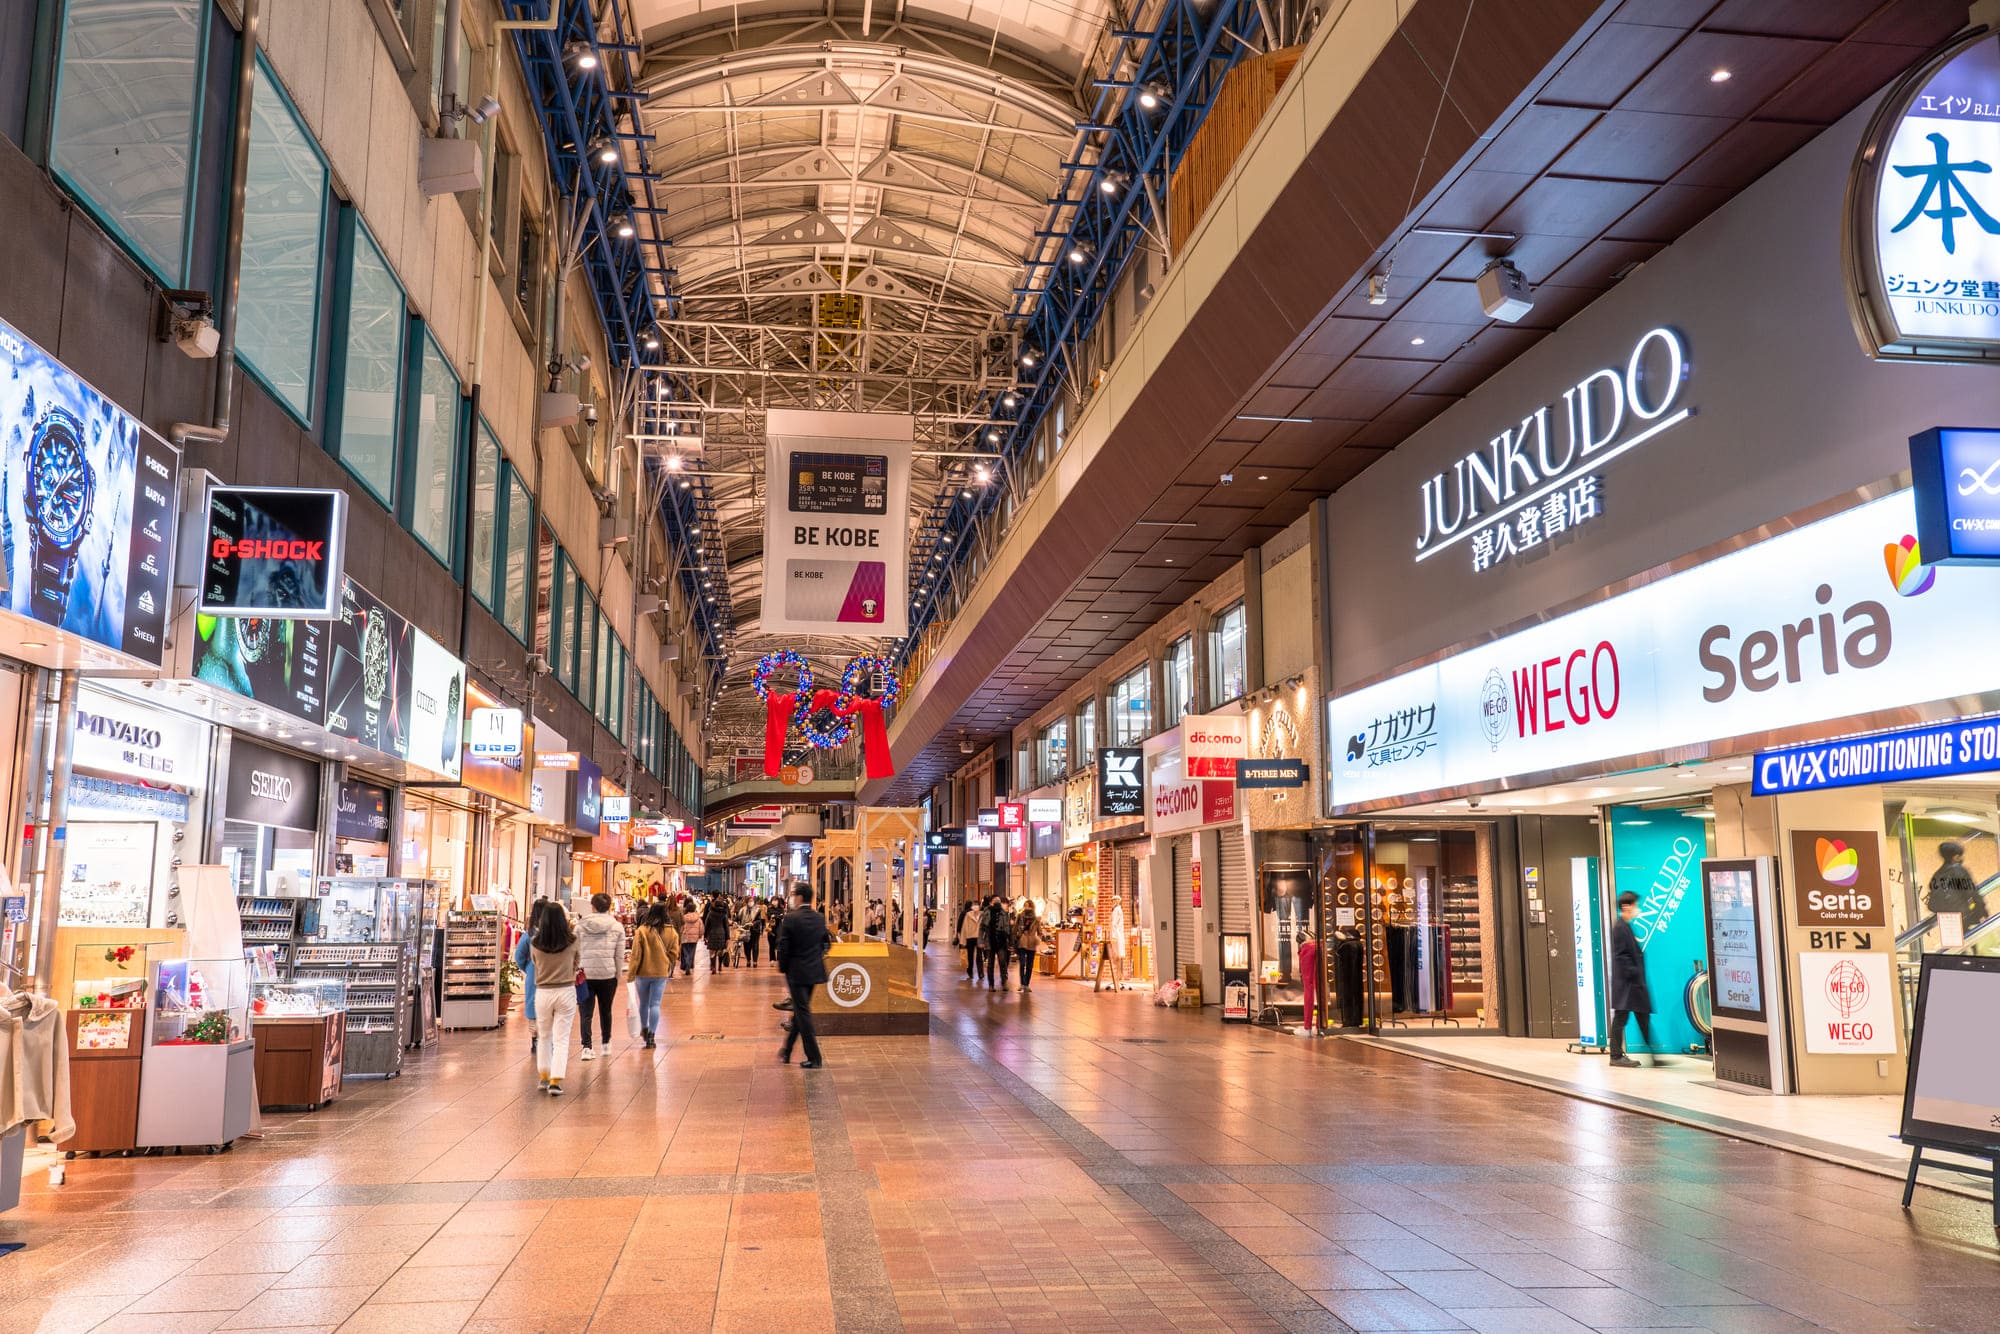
[[1894, 859, 2000, 1026]]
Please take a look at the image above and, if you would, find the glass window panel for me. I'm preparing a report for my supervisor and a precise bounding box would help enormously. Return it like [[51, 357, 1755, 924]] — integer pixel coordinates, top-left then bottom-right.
[[1111, 667, 1150, 746], [1078, 701, 1096, 760], [409, 334, 462, 562], [502, 468, 532, 640], [51, 0, 204, 282], [336, 225, 403, 501], [236, 61, 327, 419], [1209, 603, 1247, 705], [1161, 636, 1193, 729], [577, 593, 596, 710], [556, 557, 576, 687], [469, 425, 498, 608]]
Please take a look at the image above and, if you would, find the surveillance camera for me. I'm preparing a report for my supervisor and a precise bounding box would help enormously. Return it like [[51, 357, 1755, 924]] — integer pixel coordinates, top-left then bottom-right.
[[1466, 795, 1483, 809], [173, 316, 221, 359], [527, 653, 551, 676], [581, 402, 599, 425], [466, 94, 501, 125], [1476, 260, 1535, 323]]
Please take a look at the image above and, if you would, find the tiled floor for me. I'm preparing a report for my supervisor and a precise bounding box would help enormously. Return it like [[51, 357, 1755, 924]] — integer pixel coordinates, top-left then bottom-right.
[[2, 944, 1995, 1332]]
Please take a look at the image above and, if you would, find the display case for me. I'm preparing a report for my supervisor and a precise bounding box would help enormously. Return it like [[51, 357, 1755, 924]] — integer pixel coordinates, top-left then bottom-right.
[[251, 980, 346, 1111], [440, 908, 504, 1030], [236, 895, 300, 970], [302, 877, 426, 1077], [57, 940, 161, 1157], [136, 958, 254, 1151]]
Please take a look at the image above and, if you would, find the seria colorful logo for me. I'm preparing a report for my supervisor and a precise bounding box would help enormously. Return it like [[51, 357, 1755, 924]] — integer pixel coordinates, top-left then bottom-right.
[[1883, 534, 1935, 597], [1815, 837, 1861, 887]]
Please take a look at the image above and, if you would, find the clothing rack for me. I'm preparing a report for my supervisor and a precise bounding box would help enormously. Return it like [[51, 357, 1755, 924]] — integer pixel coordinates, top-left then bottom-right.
[[0, 961, 36, 1248]]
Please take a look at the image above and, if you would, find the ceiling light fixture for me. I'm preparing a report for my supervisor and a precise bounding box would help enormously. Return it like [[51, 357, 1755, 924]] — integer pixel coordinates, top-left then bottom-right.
[[565, 40, 598, 70], [643, 333, 659, 349], [961, 488, 972, 498], [986, 428, 1001, 443], [1019, 347, 1038, 368], [973, 466, 991, 484], [1710, 68, 1732, 83], [1099, 170, 1130, 196], [1068, 240, 1092, 265], [1002, 392, 1018, 408], [589, 134, 616, 165], [1136, 81, 1168, 110], [611, 211, 635, 238], [1409, 335, 1426, 346]]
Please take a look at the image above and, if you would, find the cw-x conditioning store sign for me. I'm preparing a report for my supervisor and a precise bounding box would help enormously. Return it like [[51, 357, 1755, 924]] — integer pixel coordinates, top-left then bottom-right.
[[1754, 717, 2000, 796], [1412, 327, 1691, 575], [1331, 488, 2000, 807]]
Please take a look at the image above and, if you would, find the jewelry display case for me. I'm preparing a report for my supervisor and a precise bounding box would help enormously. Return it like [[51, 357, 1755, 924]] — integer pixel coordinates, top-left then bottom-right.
[[251, 980, 346, 1111], [136, 957, 254, 1151], [300, 877, 424, 1077], [57, 940, 160, 1157]]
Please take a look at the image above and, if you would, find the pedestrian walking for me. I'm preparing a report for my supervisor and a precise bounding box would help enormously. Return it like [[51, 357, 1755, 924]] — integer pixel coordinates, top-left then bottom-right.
[[513, 909, 538, 1054], [1608, 890, 1668, 1068], [1014, 903, 1043, 992], [529, 900, 580, 1095], [1926, 841, 1989, 926], [677, 896, 699, 974], [576, 893, 623, 1060], [776, 882, 831, 1068], [742, 899, 764, 966], [959, 901, 981, 979], [980, 894, 1010, 990], [703, 895, 731, 973], [627, 901, 675, 1049]]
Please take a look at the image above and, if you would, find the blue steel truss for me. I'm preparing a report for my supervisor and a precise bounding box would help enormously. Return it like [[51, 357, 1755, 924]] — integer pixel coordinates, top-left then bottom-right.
[[900, 0, 1269, 670], [503, 1, 730, 693]]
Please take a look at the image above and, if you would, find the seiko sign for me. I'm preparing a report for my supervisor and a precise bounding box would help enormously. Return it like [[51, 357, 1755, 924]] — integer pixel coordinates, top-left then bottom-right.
[[224, 738, 321, 831], [1414, 327, 1692, 575]]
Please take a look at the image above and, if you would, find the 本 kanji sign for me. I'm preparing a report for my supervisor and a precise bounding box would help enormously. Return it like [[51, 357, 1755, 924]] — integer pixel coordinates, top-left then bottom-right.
[[1850, 33, 2000, 363]]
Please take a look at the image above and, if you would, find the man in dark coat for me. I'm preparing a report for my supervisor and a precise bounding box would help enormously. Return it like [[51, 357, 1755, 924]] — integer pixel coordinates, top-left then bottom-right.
[[1926, 841, 1988, 926], [776, 883, 831, 1068], [702, 895, 731, 973], [1608, 890, 1667, 1068]]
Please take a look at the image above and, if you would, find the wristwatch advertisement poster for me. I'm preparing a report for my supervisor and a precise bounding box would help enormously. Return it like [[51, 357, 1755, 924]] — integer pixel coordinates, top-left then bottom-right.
[[193, 607, 326, 724], [0, 313, 178, 665], [405, 630, 465, 782], [325, 578, 412, 757]]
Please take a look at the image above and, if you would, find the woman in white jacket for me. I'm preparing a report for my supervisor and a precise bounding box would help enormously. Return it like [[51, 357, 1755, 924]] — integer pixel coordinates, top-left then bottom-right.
[[575, 894, 624, 1060], [958, 902, 982, 980]]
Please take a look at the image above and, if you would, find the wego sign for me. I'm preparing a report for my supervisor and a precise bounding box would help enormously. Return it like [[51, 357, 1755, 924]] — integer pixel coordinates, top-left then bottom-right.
[[1413, 327, 1691, 574]]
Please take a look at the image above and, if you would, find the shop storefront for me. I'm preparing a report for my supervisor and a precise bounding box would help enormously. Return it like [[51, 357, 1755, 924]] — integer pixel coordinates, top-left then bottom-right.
[[333, 779, 392, 876], [1318, 52, 2000, 1115], [1143, 720, 1241, 1002], [219, 738, 325, 904], [528, 724, 576, 904]]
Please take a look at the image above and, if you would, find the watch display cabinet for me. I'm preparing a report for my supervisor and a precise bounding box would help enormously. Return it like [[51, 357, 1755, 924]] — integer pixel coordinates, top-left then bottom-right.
[[236, 895, 299, 971], [440, 907, 504, 1029], [136, 957, 254, 1152], [301, 877, 424, 1077], [251, 979, 346, 1110]]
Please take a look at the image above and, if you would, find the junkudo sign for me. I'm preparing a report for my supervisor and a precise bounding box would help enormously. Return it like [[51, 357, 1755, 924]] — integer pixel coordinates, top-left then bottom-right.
[[1412, 327, 1691, 574], [1332, 488, 2000, 808], [1848, 32, 2000, 363]]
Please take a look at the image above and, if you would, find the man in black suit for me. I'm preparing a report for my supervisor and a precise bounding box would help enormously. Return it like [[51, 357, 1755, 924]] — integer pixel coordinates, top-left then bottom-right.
[[776, 882, 831, 1069], [1608, 890, 1668, 1068]]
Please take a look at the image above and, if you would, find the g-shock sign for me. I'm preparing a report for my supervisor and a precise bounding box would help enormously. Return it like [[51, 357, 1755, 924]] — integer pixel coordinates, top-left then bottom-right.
[[201, 485, 347, 619]]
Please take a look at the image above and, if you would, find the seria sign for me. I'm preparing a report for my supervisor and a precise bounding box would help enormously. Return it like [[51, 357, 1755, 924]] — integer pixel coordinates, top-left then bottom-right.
[[1413, 327, 1691, 574], [1849, 32, 2000, 363]]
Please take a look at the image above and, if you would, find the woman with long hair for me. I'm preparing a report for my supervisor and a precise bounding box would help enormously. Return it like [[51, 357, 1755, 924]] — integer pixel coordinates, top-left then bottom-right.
[[530, 900, 580, 1094], [627, 901, 675, 1048]]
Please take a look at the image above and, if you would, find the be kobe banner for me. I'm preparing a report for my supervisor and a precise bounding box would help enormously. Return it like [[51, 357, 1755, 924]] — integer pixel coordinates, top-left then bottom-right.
[[763, 409, 911, 638]]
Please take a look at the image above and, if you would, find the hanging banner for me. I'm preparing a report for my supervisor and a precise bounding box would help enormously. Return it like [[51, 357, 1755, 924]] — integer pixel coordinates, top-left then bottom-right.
[[762, 409, 912, 638], [0, 312, 179, 664]]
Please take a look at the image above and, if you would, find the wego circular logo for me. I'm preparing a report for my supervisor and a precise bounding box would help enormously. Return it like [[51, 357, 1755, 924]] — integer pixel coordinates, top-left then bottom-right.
[[1824, 959, 1869, 1019], [827, 962, 871, 1008], [1480, 668, 1509, 751]]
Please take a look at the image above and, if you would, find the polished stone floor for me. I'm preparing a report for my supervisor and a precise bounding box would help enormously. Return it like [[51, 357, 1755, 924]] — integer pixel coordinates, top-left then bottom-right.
[[2, 944, 1996, 1333]]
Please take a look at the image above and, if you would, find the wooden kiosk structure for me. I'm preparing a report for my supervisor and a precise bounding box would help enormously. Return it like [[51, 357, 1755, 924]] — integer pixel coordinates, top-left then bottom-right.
[[806, 808, 929, 1036]]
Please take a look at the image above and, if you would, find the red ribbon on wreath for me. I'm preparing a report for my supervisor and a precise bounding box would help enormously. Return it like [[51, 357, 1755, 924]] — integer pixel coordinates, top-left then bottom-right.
[[764, 689, 895, 779]]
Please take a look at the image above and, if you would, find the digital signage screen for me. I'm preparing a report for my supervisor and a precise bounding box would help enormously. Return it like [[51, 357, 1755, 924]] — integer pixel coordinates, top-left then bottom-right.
[[325, 579, 413, 758], [0, 313, 177, 663], [200, 486, 346, 617], [193, 608, 326, 724]]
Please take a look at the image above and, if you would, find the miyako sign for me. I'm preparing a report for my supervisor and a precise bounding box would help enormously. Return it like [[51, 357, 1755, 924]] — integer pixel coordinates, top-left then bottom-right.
[[1848, 32, 2000, 363], [1331, 488, 2000, 808], [72, 688, 206, 784], [1181, 713, 1246, 778], [1413, 327, 1691, 574]]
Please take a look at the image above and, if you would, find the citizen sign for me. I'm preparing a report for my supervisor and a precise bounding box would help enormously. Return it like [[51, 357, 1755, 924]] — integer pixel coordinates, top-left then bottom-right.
[[1414, 327, 1691, 573]]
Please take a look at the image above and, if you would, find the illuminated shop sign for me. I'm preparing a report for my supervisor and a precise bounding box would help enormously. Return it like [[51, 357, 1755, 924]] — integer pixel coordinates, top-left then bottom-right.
[[1848, 32, 2000, 362], [1334, 488, 2000, 807], [1413, 327, 1691, 574], [1911, 425, 2000, 561], [200, 486, 346, 618], [1753, 715, 2000, 796]]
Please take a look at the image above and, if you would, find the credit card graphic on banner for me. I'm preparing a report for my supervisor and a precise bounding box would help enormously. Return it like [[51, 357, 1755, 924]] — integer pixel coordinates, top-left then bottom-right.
[[763, 409, 911, 638], [0, 313, 178, 664], [789, 451, 888, 515], [325, 580, 412, 756], [785, 557, 887, 625]]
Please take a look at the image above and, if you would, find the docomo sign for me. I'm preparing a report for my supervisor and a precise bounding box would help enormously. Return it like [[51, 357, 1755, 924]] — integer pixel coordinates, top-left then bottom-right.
[[1182, 713, 1246, 778], [1151, 774, 1235, 834], [1414, 327, 1691, 569], [1333, 488, 2000, 808]]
